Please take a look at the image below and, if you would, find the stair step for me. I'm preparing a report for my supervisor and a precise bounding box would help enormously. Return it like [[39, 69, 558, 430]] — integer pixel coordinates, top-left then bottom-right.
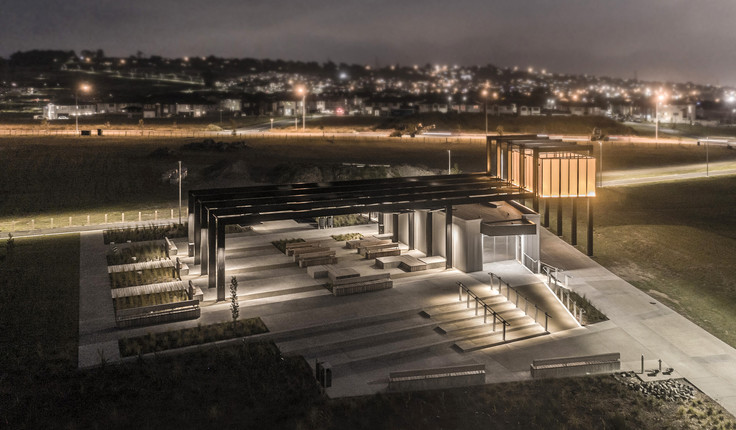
[[454, 326, 549, 352], [419, 295, 506, 318], [239, 283, 327, 301], [439, 314, 534, 337], [263, 308, 423, 343], [317, 333, 456, 370], [282, 320, 438, 357], [429, 302, 519, 324]]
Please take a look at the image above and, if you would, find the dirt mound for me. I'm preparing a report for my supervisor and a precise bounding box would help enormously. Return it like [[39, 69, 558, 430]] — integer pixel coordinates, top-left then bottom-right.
[[181, 139, 250, 152], [201, 159, 251, 181], [148, 147, 181, 158], [265, 163, 441, 184]]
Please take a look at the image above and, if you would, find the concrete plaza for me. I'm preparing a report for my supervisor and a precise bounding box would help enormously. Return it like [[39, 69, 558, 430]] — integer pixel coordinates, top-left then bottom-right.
[[78, 219, 736, 415]]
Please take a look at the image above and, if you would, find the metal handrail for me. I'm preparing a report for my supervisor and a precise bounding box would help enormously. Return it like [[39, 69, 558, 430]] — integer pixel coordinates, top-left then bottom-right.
[[487, 274, 552, 332]]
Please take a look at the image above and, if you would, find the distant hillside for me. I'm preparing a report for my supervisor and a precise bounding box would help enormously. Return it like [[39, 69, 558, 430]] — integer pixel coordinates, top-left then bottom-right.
[[308, 114, 636, 136]]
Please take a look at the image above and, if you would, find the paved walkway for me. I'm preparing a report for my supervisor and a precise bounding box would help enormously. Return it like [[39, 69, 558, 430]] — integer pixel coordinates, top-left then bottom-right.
[[535, 228, 736, 415], [78, 231, 120, 368]]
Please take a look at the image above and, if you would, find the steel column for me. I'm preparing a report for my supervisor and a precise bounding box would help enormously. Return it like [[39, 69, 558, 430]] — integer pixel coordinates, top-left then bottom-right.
[[571, 198, 578, 245], [216, 220, 226, 301], [445, 205, 453, 269]]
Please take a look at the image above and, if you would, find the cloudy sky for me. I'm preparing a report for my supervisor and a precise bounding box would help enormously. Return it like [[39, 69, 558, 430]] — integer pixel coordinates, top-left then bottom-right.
[[2, 0, 735, 85]]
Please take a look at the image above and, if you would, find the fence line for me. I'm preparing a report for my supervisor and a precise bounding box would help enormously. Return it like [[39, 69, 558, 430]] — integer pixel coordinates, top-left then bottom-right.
[[0, 128, 483, 144], [0, 207, 189, 234]]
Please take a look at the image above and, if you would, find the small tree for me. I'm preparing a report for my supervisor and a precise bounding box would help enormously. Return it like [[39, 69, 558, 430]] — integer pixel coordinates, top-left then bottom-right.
[[230, 276, 239, 324], [5, 233, 15, 260]]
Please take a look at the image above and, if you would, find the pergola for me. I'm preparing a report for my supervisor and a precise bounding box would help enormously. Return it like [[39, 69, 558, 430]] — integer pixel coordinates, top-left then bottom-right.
[[486, 135, 596, 255], [188, 173, 534, 300]]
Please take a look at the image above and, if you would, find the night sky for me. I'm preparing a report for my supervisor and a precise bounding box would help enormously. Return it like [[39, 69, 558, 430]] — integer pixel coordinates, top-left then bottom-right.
[[3, 0, 735, 85]]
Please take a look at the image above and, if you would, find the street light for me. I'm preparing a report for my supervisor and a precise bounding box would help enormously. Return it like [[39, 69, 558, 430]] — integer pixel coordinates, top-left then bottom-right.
[[655, 92, 665, 144], [75, 84, 91, 134], [296, 86, 307, 131], [482, 89, 488, 135]]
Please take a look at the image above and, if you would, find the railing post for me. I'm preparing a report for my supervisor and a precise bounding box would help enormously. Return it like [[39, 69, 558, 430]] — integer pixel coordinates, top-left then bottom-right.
[[475, 298, 478, 316], [484, 307, 487, 324], [492, 312, 497, 331], [502, 323, 507, 341], [544, 313, 549, 332], [459, 285, 462, 302]]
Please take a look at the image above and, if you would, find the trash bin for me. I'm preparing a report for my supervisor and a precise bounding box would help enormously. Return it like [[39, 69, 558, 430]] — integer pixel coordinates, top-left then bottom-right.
[[80, 130, 91, 136], [97, 129, 103, 136]]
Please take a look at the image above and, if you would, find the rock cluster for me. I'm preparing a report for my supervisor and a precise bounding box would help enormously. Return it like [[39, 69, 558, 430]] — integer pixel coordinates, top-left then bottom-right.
[[619, 375, 695, 402]]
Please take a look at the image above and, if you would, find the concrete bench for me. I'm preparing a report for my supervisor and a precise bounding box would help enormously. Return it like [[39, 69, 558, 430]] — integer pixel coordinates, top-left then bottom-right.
[[359, 242, 399, 255], [365, 248, 401, 259], [419, 256, 446, 269], [530, 353, 621, 378], [291, 246, 330, 260], [327, 266, 360, 282], [389, 364, 486, 392], [299, 256, 337, 268], [332, 272, 390, 286], [179, 262, 190, 276], [164, 236, 178, 256], [345, 239, 366, 249], [285, 240, 327, 255], [307, 265, 329, 279], [356, 239, 393, 254], [332, 278, 393, 296], [115, 300, 200, 328], [398, 255, 426, 272], [375, 256, 404, 269]]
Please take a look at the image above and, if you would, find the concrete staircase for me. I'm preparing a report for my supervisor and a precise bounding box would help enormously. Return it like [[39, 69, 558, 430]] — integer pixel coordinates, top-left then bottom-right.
[[277, 309, 455, 371], [420, 291, 550, 352]]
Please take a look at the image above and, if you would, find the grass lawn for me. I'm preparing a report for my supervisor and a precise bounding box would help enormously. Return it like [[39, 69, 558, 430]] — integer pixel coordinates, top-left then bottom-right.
[[0, 234, 80, 370], [547, 175, 736, 347]]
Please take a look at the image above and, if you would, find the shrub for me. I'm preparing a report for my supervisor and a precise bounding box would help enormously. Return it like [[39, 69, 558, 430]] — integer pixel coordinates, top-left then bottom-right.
[[103, 223, 187, 244], [118, 318, 268, 356], [271, 238, 305, 254]]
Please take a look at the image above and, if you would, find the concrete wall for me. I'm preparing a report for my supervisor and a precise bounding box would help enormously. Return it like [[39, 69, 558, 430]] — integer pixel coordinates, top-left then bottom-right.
[[398, 213, 410, 246], [414, 210, 429, 254], [381, 213, 394, 234], [432, 211, 447, 258], [383, 209, 484, 273], [454, 217, 483, 273], [521, 212, 540, 272]]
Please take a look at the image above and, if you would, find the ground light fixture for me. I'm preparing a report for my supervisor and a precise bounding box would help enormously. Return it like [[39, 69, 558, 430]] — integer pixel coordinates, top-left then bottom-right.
[[75, 84, 91, 134]]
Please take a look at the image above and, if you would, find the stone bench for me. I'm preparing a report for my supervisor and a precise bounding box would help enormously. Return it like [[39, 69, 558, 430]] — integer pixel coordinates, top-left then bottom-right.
[[355, 239, 393, 254], [327, 266, 360, 282], [389, 364, 486, 392], [299, 256, 338, 268], [419, 256, 446, 269], [530, 353, 621, 378], [375, 256, 404, 269], [285, 240, 328, 256], [164, 236, 178, 256], [399, 256, 426, 272], [365, 248, 401, 259], [292, 246, 330, 261], [359, 242, 399, 256], [307, 265, 329, 279], [331, 272, 392, 296], [115, 299, 200, 328]]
